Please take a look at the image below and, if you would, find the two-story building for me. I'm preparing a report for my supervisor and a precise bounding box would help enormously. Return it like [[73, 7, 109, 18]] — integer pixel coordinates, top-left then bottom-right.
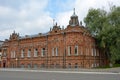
[[1, 10, 108, 68]]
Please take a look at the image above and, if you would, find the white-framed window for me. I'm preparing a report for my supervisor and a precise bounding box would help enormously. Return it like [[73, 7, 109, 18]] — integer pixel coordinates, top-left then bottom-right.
[[94, 63, 97, 67], [52, 47, 58, 56], [56, 47, 58, 56], [11, 51, 16, 58], [52, 48, 54, 56], [97, 63, 99, 67], [34, 48, 38, 57], [68, 46, 71, 56], [94, 48, 96, 56], [91, 48, 94, 56], [13, 51, 16, 58], [91, 64, 94, 68], [74, 45, 78, 55], [41, 48, 45, 57], [27, 49, 31, 57], [21, 49, 24, 58]]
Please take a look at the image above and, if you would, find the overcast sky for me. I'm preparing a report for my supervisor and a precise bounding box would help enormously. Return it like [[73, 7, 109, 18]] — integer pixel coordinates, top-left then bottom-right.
[[0, 0, 120, 40]]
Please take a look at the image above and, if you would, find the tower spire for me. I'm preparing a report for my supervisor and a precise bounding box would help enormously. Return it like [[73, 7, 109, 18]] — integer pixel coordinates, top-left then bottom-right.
[[73, 8, 75, 15], [69, 8, 79, 26]]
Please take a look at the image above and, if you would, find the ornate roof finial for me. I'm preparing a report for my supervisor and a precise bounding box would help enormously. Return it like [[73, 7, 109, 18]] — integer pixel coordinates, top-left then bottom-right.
[[73, 8, 75, 15], [56, 22, 57, 26]]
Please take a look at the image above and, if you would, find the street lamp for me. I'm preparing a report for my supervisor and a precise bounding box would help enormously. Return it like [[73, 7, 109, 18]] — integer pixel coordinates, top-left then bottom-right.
[[16, 58, 18, 68], [0, 52, 2, 61]]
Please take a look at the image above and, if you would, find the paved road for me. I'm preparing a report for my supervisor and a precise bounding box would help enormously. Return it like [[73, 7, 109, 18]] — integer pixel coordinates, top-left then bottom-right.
[[0, 70, 119, 80]]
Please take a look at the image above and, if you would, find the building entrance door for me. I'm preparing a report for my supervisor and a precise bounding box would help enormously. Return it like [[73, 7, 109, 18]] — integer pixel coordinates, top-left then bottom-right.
[[3, 60, 6, 68]]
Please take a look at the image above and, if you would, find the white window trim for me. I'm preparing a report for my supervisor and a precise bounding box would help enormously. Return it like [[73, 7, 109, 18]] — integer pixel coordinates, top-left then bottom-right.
[[56, 47, 58, 56], [68, 46, 71, 56], [27, 49, 31, 57], [21, 50, 24, 58], [41, 48, 45, 57], [34, 49, 38, 57], [11, 51, 16, 58]]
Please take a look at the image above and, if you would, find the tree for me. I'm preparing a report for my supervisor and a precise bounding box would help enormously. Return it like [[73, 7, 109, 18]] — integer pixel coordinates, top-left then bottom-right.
[[84, 6, 120, 66]]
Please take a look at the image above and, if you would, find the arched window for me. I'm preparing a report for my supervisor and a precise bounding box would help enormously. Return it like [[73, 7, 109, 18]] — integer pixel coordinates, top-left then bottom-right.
[[21, 49, 24, 58], [75, 45, 78, 55], [34, 48, 38, 57], [27, 49, 31, 57], [75, 63, 78, 68], [68, 46, 71, 56]]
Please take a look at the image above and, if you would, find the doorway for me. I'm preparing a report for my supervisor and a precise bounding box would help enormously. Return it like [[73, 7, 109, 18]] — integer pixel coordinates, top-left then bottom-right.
[[3, 61, 6, 68]]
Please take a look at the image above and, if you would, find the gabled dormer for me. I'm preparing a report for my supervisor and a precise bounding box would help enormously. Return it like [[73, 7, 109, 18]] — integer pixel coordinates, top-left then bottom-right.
[[50, 22, 61, 34], [9, 31, 19, 40]]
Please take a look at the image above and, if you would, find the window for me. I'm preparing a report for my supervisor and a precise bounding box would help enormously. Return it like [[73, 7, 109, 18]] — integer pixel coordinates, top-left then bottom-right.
[[34, 64, 38, 69], [97, 63, 99, 67], [27, 49, 31, 57], [52, 48, 54, 56], [91, 64, 94, 68], [68, 46, 71, 56], [21, 49, 24, 58], [52, 47, 58, 56], [11, 51, 16, 58], [75, 45, 78, 55], [21, 64, 24, 68], [13, 51, 16, 58], [34, 49, 38, 57], [94, 63, 97, 67], [41, 48, 45, 57], [75, 63, 78, 68], [91, 48, 94, 56], [94, 48, 96, 56], [56, 47, 58, 56], [27, 64, 31, 68]]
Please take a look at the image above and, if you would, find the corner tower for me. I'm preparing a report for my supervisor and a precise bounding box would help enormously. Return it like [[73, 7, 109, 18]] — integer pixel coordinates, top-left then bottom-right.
[[69, 8, 79, 26]]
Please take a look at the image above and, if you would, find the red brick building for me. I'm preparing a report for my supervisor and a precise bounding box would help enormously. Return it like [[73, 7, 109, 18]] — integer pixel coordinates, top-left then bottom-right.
[[1, 10, 108, 68]]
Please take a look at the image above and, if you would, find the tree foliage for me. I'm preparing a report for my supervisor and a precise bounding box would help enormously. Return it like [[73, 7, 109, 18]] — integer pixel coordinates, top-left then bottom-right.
[[84, 6, 120, 64]]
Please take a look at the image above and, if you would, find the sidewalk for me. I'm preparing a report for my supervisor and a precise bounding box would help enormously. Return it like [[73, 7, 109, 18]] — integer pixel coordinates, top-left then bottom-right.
[[0, 67, 120, 74]]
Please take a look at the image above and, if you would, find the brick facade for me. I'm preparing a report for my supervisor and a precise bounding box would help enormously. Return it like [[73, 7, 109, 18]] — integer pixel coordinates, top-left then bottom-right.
[[1, 10, 108, 68]]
